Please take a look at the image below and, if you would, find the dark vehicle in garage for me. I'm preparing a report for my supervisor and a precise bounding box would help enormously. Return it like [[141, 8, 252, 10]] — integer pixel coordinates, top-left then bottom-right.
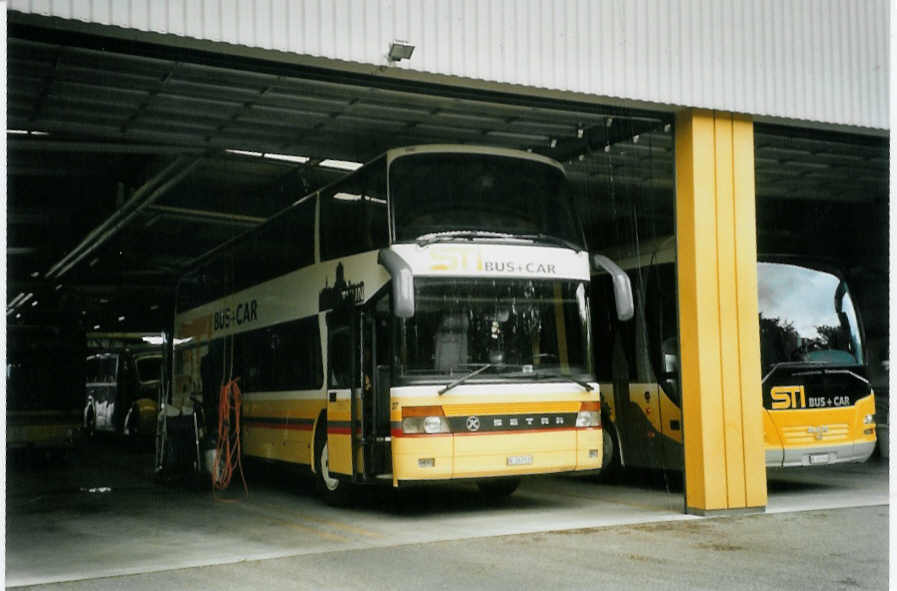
[[7, 325, 86, 455], [84, 349, 161, 439]]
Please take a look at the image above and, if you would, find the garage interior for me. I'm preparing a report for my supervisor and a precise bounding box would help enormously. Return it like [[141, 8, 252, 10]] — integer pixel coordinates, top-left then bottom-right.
[[5, 12, 890, 588], [8, 22, 887, 342]]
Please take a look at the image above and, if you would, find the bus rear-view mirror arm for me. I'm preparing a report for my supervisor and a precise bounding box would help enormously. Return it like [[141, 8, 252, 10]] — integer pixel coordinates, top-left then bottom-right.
[[379, 248, 415, 318], [591, 254, 635, 321]]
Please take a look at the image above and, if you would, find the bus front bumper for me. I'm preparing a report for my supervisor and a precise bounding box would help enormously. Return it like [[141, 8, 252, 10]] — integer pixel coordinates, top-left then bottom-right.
[[391, 428, 603, 482], [766, 440, 877, 468]]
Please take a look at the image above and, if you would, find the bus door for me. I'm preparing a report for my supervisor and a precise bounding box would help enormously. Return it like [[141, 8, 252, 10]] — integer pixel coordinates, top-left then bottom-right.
[[614, 295, 662, 469], [327, 305, 391, 481], [326, 310, 359, 478], [360, 309, 391, 479], [647, 263, 684, 470], [624, 278, 674, 470]]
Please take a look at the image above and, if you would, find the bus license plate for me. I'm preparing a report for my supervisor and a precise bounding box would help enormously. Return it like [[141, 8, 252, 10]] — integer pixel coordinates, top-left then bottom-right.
[[809, 453, 830, 465], [507, 455, 533, 466]]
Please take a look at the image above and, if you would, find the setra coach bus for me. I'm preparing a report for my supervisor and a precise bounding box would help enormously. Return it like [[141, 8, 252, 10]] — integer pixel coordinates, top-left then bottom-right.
[[162, 145, 634, 503], [591, 236, 877, 476]]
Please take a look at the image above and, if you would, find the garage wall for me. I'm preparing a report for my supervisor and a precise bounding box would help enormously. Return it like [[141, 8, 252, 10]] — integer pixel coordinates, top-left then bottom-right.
[[7, 0, 889, 130]]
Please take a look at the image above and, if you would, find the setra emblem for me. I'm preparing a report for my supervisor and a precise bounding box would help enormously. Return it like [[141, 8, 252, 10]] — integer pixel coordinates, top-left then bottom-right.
[[466, 416, 481, 432]]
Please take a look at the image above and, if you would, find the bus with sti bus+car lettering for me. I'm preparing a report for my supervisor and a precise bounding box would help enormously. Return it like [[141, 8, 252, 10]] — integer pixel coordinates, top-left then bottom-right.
[[162, 145, 635, 503], [591, 237, 876, 477]]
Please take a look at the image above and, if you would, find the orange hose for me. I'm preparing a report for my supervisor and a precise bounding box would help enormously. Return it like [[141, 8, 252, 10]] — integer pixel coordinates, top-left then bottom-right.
[[212, 378, 248, 499]]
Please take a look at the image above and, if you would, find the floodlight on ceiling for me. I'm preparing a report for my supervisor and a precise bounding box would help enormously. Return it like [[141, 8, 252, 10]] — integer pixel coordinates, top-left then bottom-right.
[[320, 159, 363, 171], [265, 153, 310, 164], [388, 40, 415, 62], [7, 129, 49, 136], [226, 149, 310, 164], [226, 149, 263, 158]]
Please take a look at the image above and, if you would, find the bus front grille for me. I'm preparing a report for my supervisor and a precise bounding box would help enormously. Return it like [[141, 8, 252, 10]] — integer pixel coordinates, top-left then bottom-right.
[[782, 423, 849, 445]]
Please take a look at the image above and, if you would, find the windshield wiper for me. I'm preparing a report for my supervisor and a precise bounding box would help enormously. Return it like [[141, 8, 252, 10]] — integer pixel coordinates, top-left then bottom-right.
[[518, 233, 584, 252], [532, 371, 593, 391], [438, 363, 494, 395], [416, 230, 520, 247]]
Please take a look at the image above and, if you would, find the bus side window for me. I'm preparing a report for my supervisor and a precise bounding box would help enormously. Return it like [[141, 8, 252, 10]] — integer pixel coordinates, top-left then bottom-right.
[[632, 283, 654, 384], [328, 322, 355, 389], [364, 165, 388, 250], [616, 271, 640, 382], [234, 317, 323, 392], [646, 263, 681, 404], [320, 156, 388, 261], [235, 198, 315, 293]]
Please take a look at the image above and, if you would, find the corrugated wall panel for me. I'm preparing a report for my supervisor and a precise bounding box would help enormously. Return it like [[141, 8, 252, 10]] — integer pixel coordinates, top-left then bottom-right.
[[8, 0, 889, 129]]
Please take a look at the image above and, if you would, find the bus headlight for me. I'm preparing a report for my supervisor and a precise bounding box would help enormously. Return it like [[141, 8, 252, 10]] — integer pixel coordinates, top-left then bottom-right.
[[864, 414, 875, 425], [402, 406, 450, 434], [576, 401, 601, 428], [402, 416, 450, 434]]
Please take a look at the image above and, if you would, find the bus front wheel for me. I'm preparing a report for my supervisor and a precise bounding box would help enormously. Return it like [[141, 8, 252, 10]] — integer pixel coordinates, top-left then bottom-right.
[[595, 420, 620, 482], [314, 425, 352, 506]]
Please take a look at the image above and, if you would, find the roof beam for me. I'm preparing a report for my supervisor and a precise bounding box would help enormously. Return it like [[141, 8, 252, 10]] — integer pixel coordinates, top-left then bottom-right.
[[145, 204, 265, 228], [44, 156, 202, 280]]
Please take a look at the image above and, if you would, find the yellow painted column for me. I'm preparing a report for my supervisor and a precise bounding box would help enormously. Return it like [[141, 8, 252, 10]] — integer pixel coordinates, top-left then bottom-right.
[[675, 109, 767, 515]]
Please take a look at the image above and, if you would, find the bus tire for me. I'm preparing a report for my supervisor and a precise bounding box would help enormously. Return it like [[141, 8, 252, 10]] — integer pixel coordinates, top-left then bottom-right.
[[477, 477, 520, 498], [314, 421, 352, 506], [85, 408, 96, 440], [595, 420, 620, 482], [125, 406, 139, 439]]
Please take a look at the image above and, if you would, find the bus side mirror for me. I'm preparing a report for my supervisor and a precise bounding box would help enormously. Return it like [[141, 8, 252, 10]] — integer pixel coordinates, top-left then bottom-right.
[[378, 248, 415, 318], [591, 254, 634, 321]]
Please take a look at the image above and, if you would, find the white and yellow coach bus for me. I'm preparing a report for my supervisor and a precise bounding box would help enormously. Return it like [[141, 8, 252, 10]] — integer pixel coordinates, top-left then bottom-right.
[[591, 237, 876, 476], [165, 145, 634, 503]]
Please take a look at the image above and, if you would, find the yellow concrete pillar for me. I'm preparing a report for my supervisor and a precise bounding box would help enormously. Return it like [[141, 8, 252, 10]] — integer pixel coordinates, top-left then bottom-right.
[[675, 109, 767, 515]]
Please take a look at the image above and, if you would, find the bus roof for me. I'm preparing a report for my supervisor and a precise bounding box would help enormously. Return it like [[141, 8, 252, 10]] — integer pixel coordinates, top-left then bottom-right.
[[385, 144, 566, 173]]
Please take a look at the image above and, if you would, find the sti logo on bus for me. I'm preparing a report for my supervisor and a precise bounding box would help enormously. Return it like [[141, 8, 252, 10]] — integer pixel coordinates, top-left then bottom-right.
[[428, 247, 557, 275], [213, 300, 258, 332], [770, 385, 806, 410]]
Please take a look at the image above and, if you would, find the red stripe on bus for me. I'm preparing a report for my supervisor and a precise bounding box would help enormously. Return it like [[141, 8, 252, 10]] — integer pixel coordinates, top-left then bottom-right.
[[390, 427, 598, 438], [453, 427, 583, 436], [245, 422, 313, 431], [327, 427, 355, 435], [390, 429, 452, 438]]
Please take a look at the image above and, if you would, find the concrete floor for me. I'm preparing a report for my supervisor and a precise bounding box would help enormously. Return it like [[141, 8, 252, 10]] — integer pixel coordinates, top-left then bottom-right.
[[4, 439, 890, 589]]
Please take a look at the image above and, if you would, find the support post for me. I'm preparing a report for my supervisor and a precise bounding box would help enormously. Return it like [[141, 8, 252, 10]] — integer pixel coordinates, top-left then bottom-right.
[[675, 109, 767, 515]]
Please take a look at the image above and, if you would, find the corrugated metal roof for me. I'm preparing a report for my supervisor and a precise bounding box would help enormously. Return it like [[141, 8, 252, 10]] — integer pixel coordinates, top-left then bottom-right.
[[7, 0, 889, 129]]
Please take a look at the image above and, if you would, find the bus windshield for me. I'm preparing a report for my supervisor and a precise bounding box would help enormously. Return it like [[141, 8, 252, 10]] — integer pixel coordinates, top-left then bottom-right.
[[389, 152, 582, 248], [396, 278, 592, 383], [758, 262, 864, 370]]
